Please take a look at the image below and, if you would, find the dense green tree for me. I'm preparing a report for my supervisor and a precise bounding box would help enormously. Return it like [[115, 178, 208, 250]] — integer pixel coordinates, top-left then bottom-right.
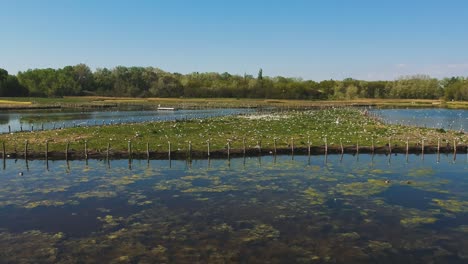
[[3, 64, 465, 100], [444, 77, 468, 101]]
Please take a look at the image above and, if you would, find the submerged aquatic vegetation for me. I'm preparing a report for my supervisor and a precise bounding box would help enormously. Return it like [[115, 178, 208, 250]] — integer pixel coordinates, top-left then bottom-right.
[[400, 216, 438, 227], [432, 199, 468, 213], [240, 223, 280, 243], [23, 200, 65, 209], [0, 154, 467, 262], [303, 187, 327, 205], [335, 179, 389, 196]]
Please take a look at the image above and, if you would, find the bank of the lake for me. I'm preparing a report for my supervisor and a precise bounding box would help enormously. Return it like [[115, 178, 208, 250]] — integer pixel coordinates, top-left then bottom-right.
[[0, 108, 466, 159], [1, 97, 468, 110]]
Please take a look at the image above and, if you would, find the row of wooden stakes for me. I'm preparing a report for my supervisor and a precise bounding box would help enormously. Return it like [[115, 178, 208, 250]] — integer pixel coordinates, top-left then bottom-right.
[[1, 137, 466, 161]]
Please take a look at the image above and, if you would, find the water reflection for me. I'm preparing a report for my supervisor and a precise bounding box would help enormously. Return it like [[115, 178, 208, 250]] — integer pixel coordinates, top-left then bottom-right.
[[0, 155, 467, 263]]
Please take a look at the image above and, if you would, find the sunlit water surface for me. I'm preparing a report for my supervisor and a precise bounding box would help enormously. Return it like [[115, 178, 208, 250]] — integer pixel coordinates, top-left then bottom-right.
[[0, 154, 467, 263], [0, 108, 254, 133], [372, 108, 467, 131]]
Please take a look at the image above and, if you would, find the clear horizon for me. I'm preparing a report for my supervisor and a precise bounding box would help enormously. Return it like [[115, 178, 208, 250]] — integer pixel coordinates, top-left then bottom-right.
[[1, 0, 468, 81]]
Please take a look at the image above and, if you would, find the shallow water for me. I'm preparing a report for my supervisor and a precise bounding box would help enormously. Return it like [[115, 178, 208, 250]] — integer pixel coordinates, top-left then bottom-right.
[[0, 154, 467, 263], [0, 108, 254, 133], [372, 108, 467, 131]]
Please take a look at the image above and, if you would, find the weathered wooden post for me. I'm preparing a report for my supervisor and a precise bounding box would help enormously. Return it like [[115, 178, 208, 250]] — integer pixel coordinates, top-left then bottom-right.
[[8, 125, 10, 133], [421, 138, 425, 156], [257, 140, 261, 153], [107, 142, 110, 159], [388, 137, 392, 154], [324, 137, 328, 154], [406, 138, 409, 155], [227, 140, 230, 159], [340, 139, 344, 154], [168, 141, 171, 159], [207, 139, 210, 157], [31, 125, 34, 132], [437, 137, 440, 154], [20, 124, 23, 132], [24, 140, 28, 159], [453, 139, 457, 161], [243, 137, 246, 154], [188, 141, 192, 159], [453, 139, 457, 155], [291, 137, 294, 156], [127, 140, 132, 158], [45, 140, 48, 160], [274, 138, 277, 155], [84, 140, 88, 159], [308, 136, 311, 156], [145, 142, 149, 159], [41, 123, 44, 131], [65, 141, 69, 160], [2, 142, 5, 159]]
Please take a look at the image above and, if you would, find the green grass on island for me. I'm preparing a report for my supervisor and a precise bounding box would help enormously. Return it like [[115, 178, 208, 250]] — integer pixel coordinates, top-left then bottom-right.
[[1, 108, 465, 157]]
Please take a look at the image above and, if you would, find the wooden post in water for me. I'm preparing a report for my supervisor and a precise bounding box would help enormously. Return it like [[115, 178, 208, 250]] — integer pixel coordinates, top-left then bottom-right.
[[257, 140, 261, 153], [308, 136, 311, 156], [24, 140, 28, 159], [31, 125, 33, 132], [227, 140, 230, 159], [371, 138, 375, 153], [146, 142, 150, 159], [243, 137, 246, 155], [324, 137, 328, 154], [107, 143, 110, 159], [453, 139, 457, 161], [437, 138, 440, 154], [65, 141, 69, 160], [453, 139, 457, 155], [406, 138, 409, 155], [41, 123, 44, 131], [168, 141, 171, 159], [45, 140, 48, 160], [127, 140, 132, 159], [388, 137, 392, 154], [2, 142, 5, 159], [291, 137, 294, 156], [421, 138, 425, 156], [340, 139, 344, 154], [207, 140, 210, 157], [84, 140, 88, 159], [274, 138, 277, 155], [8, 125, 10, 133], [188, 141, 192, 159]]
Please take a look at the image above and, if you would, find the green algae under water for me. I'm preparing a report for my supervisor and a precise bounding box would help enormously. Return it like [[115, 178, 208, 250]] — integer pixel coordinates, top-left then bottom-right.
[[0, 154, 467, 263]]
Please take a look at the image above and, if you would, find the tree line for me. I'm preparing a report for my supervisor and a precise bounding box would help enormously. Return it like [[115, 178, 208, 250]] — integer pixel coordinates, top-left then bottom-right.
[[0, 64, 467, 100]]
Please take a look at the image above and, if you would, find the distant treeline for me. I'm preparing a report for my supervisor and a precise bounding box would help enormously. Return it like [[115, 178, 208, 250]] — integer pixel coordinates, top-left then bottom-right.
[[1, 64, 467, 100]]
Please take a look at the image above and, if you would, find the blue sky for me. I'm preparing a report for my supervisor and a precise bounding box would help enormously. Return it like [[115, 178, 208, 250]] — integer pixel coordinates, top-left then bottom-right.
[[1, 0, 467, 80]]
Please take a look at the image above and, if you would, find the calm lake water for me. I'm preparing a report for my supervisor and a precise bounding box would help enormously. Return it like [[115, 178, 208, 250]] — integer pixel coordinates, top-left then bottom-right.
[[0, 154, 467, 263], [372, 108, 467, 131], [0, 108, 255, 133]]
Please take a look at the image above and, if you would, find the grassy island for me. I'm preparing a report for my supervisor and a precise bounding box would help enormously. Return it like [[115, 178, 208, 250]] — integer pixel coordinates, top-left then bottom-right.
[[0, 107, 466, 159]]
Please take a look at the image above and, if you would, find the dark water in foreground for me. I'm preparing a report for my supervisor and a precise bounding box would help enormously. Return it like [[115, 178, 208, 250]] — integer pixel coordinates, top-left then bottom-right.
[[0, 154, 467, 263]]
